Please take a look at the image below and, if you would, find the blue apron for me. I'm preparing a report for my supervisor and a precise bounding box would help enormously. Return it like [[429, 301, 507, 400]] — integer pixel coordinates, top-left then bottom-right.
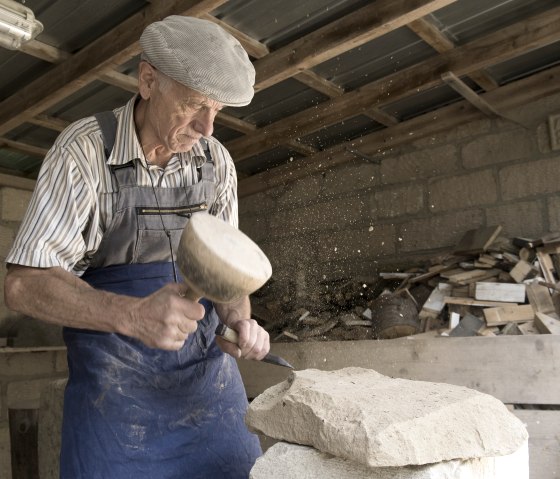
[[60, 113, 261, 478]]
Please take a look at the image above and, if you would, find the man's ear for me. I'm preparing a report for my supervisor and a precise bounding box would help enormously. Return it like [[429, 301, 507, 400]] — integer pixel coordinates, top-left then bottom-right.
[[138, 61, 157, 100]]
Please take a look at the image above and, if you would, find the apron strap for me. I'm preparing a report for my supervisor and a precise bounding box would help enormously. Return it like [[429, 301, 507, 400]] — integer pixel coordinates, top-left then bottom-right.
[[94, 111, 118, 160]]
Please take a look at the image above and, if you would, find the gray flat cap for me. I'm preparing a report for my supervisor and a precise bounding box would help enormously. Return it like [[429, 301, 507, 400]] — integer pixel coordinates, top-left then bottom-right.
[[140, 16, 255, 107]]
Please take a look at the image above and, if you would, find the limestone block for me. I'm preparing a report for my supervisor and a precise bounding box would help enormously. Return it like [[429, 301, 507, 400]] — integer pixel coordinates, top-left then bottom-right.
[[250, 441, 529, 479], [246, 368, 528, 468]]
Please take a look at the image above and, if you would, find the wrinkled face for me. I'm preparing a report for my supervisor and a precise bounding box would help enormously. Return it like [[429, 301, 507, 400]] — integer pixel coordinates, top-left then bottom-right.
[[139, 62, 223, 153]]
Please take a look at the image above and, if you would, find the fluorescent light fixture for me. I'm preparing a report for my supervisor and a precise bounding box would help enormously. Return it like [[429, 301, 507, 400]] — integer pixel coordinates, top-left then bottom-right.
[[0, 0, 43, 50]]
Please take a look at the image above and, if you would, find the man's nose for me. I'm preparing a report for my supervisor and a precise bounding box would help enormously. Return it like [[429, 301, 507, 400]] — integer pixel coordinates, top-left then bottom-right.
[[194, 110, 215, 137]]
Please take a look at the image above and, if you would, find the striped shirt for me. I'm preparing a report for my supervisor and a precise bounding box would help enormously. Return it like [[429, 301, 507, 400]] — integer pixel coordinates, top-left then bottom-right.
[[6, 95, 239, 275]]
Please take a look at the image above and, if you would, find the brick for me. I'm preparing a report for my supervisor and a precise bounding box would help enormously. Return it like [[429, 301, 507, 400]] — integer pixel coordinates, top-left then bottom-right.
[[54, 351, 68, 374], [462, 129, 534, 169], [428, 170, 497, 212], [0, 187, 32, 222], [500, 157, 560, 201], [486, 200, 544, 238], [269, 196, 365, 235], [399, 210, 484, 253], [317, 224, 396, 261], [380, 145, 457, 185], [548, 196, 560, 232], [371, 184, 424, 219], [261, 236, 319, 270]]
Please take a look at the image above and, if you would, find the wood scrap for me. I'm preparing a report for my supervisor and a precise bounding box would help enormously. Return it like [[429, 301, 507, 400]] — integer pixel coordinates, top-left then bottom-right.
[[449, 313, 486, 336], [444, 268, 500, 285], [509, 260, 533, 283], [537, 249, 557, 284], [483, 304, 535, 327], [444, 297, 517, 308], [534, 312, 560, 334], [474, 282, 526, 303], [526, 281, 555, 314]]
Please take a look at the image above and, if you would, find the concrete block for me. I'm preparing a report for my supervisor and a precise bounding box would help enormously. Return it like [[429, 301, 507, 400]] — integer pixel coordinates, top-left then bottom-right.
[[380, 145, 457, 185], [428, 170, 497, 212], [250, 441, 529, 479], [240, 215, 269, 243], [0, 187, 32, 222], [371, 184, 424, 219], [322, 161, 381, 196], [462, 129, 534, 169], [500, 157, 560, 201], [7, 378, 60, 409], [269, 196, 365, 235], [276, 172, 324, 206], [547, 196, 560, 232], [246, 368, 528, 468], [239, 191, 276, 215], [411, 117, 492, 148], [398, 210, 484, 253], [485, 200, 543, 238], [317, 224, 396, 261]]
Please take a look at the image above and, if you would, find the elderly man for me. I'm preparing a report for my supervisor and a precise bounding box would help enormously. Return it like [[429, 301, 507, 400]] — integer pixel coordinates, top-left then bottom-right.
[[4, 16, 268, 478]]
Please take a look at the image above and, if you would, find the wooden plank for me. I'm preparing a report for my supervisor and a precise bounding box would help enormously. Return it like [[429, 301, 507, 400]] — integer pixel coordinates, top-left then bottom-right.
[[526, 281, 556, 314], [445, 268, 500, 285], [483, 304, 535, 327], [9, 409, 39, 479], [509, 260, 534, 283], [512, 410, 560, 479], [537, 249, 557, 284], [474, 282, 526, 303], [534, 312, 560, 334], [444, 296, 517, 308], [238, 335, 560, 404]]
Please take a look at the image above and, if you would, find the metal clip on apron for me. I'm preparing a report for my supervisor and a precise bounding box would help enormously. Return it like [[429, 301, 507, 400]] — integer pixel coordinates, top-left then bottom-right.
[[60, 112, 261, 479]]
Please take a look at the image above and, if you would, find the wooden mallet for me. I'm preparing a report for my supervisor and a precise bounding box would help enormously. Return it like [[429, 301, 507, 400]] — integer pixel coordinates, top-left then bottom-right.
[[176, 213, 293, 368]]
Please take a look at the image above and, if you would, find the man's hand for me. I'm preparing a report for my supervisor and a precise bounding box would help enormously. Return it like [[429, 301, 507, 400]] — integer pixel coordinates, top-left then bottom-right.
[[125, 282, 205, 351], [215, 297, 270, 360]]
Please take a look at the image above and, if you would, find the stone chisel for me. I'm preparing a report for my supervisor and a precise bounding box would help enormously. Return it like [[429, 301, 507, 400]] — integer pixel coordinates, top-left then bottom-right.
[[215, 323, 294, 369]]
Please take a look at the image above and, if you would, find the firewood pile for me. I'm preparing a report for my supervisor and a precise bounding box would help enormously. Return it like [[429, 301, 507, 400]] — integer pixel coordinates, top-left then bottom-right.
[[256, 225, 560, 342]]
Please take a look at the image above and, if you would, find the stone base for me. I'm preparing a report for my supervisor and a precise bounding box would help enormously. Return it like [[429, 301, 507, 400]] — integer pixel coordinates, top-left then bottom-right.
[[250, 441, 529, 479]]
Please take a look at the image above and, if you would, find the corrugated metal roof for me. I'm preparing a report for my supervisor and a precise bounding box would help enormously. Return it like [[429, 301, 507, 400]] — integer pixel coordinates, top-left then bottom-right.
[[0, 0, 558, 180]]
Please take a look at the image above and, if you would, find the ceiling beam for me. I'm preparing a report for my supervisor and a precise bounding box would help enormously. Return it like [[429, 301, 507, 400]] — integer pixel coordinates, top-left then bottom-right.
[[0, 0, 228, 136], [226, 8, 560, 163], [0, 138, 48, 157], [253, 0, 457, 91], [408, 16, 499, 91], [238, 62, 560, 198]]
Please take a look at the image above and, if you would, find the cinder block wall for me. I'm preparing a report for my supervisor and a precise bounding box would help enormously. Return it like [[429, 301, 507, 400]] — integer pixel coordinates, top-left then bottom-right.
[[239, 92, 560, 298]]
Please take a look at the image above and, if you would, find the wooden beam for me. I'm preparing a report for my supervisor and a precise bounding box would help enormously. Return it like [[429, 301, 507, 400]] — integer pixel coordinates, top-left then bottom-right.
[[0, 172, 36, 190], [294, 71, 345, 98], [364, 108, 400, 127], [238, 58, 560, 197], [27, 114, 70, 133], [237, 335, 560, 404], [441, 71, 510, 122], [254, 0, 457, 91], [0, 138, 48, 157], [99, 70, 138, 93], [408, 16, 498, 91], [0, 0, 228, 136], [229, 9, 560, 163]]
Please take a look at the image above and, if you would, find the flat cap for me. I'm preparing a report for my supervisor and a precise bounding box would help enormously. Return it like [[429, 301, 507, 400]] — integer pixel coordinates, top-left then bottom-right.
[[140, 16, 255, 107]]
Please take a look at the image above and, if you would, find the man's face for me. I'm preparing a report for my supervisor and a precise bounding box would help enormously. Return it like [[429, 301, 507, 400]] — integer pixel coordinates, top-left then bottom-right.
[[144, 65, 224, 153]]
